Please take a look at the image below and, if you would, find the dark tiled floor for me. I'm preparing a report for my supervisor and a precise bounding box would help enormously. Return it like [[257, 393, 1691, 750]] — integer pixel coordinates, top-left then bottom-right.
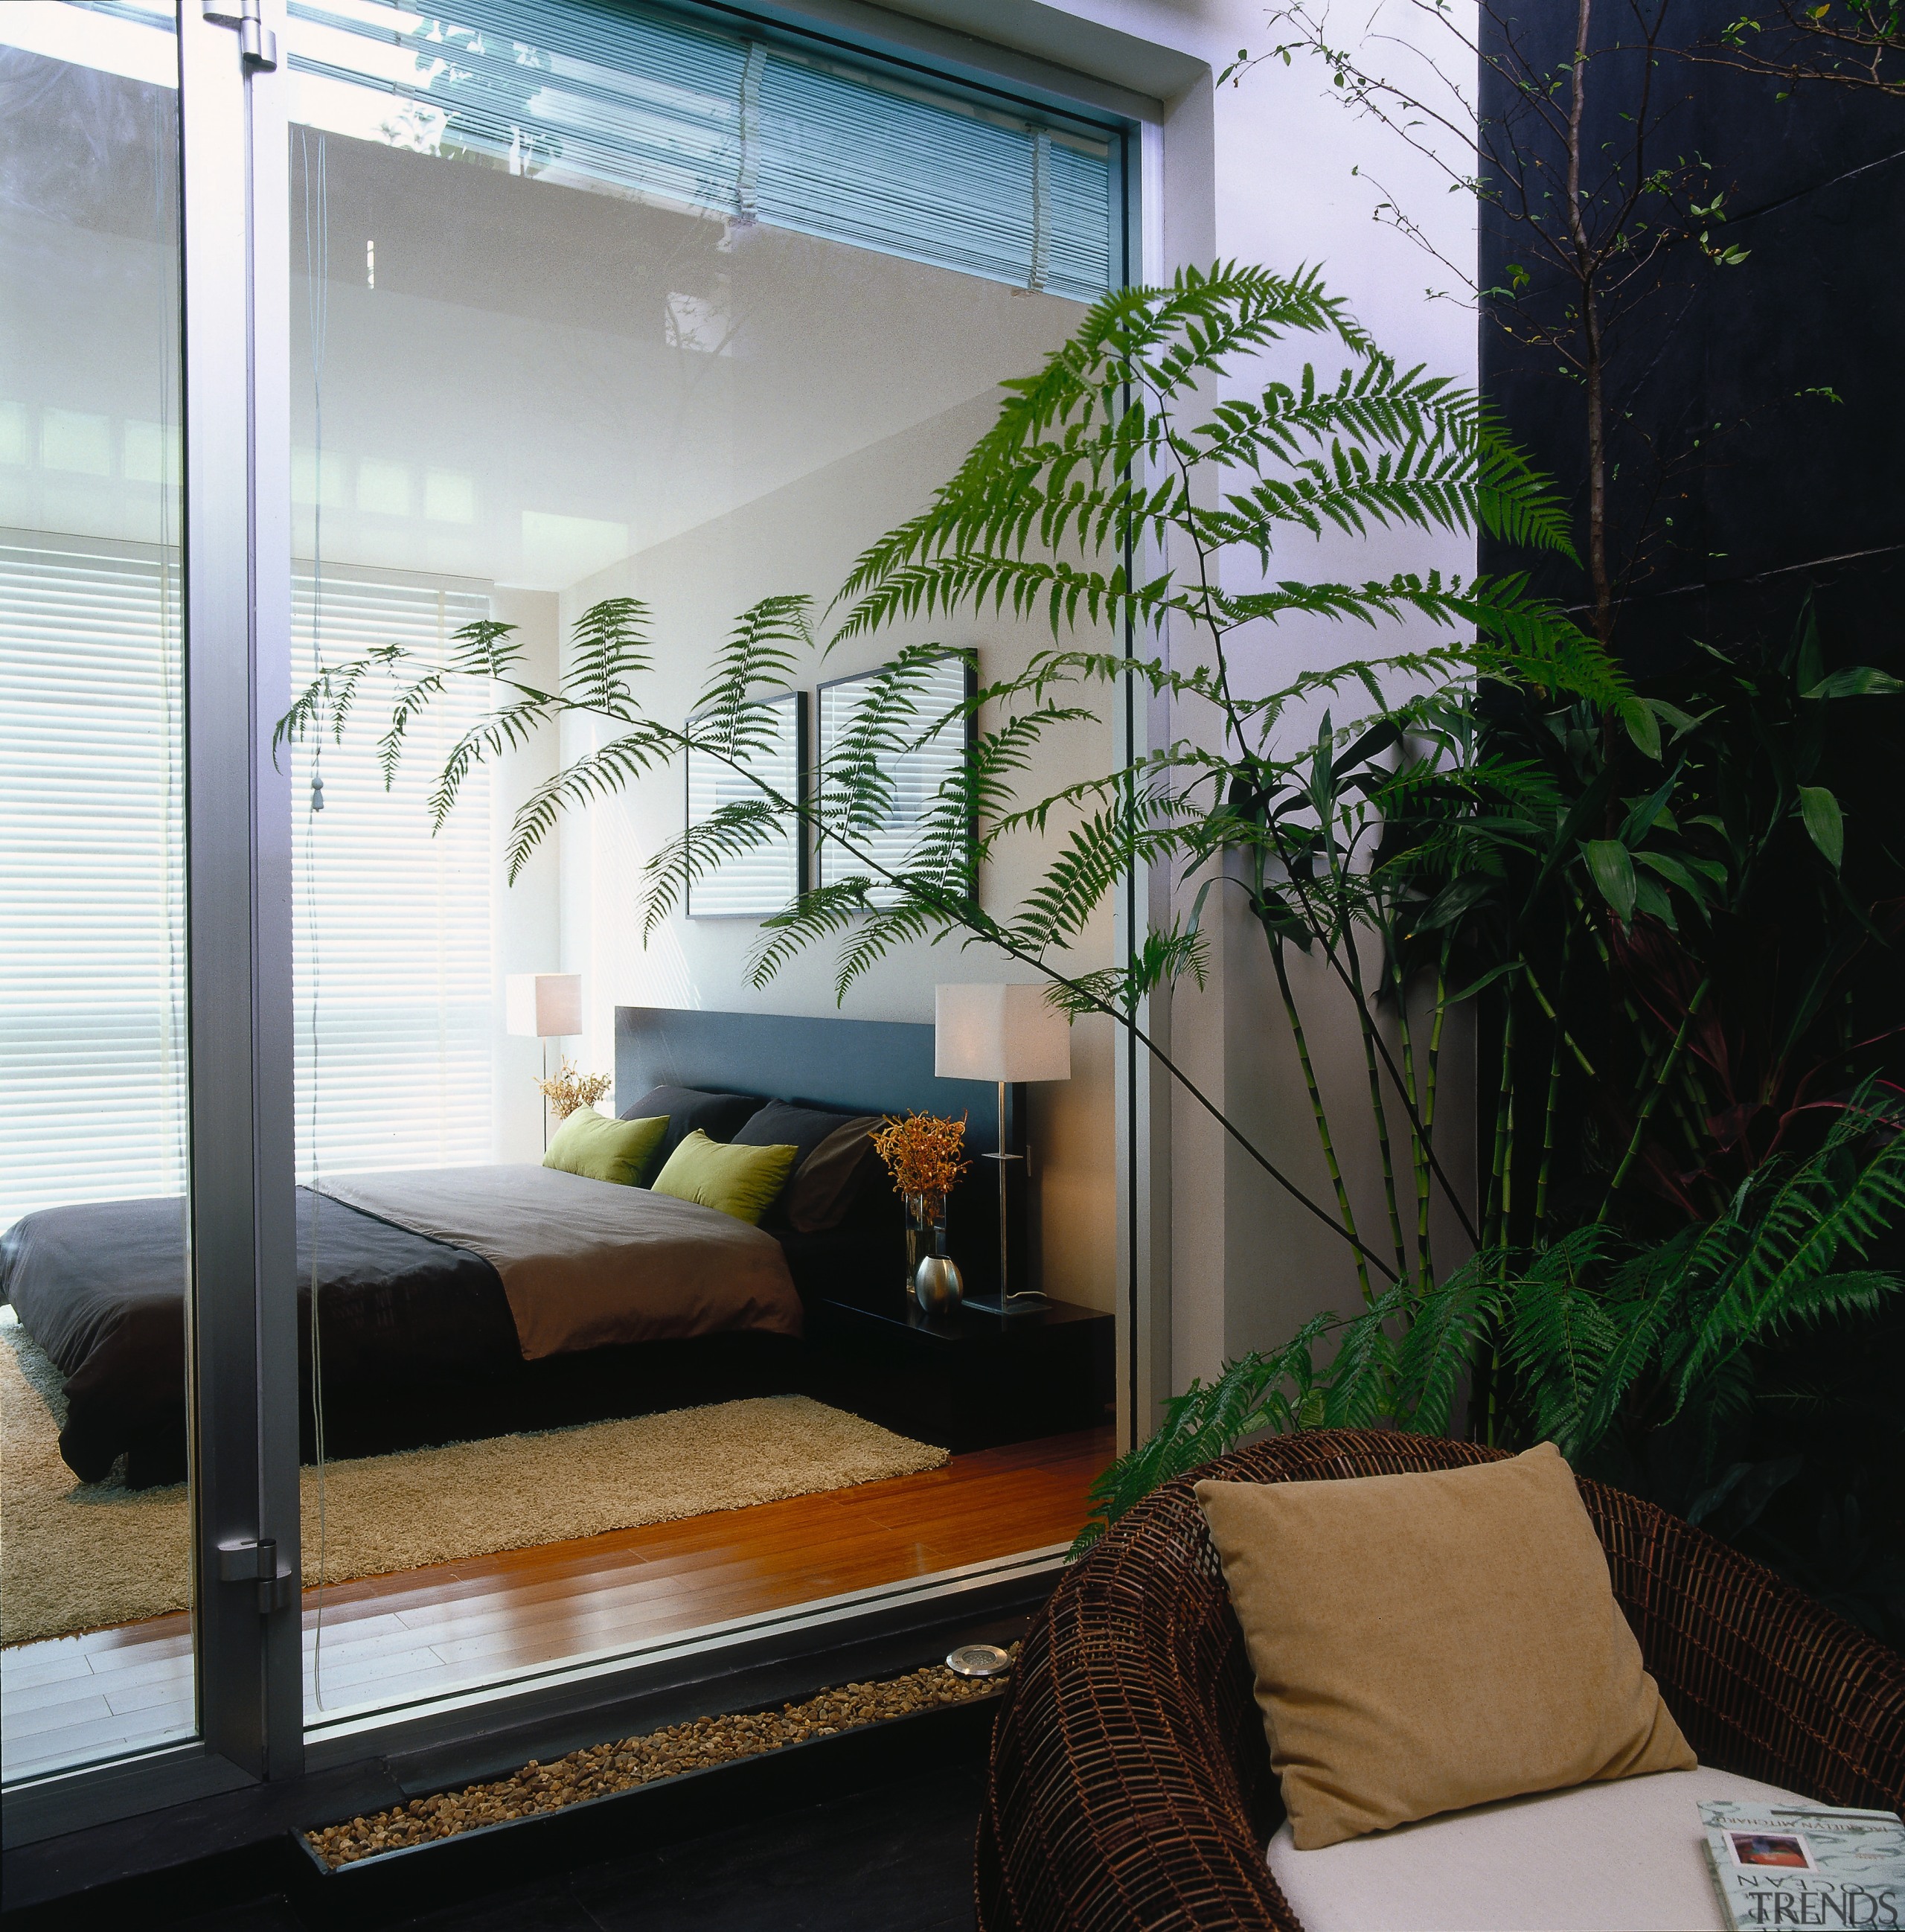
[[176, 1764, 983, 1932]]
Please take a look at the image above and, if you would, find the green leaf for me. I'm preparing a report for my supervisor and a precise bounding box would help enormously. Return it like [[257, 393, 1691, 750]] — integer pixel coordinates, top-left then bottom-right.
[[1619, 700, 1661, 761], [1581, 839, 1637, 924], [1633, 850, 1714, 904], [1797, 785, 1843, 869], [1803, 666, 1905, 700]]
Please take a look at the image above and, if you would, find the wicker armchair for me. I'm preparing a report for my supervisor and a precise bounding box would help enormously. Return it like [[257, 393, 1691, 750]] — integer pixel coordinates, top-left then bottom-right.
[[978, 1429, 1905, 1932]]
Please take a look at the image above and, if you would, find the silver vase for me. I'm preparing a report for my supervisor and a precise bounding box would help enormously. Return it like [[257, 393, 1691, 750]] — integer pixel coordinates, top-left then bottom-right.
[[915, 1251, 964, 1316]]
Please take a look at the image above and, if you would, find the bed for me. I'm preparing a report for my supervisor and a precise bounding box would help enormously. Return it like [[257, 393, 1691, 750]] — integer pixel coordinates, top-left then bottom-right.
[[0, 1006, 1009, 1487]]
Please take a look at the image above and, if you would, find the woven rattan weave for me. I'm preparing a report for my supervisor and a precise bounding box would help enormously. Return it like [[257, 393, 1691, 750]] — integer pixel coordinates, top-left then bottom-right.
[[976, 1429, 1905, 1931]]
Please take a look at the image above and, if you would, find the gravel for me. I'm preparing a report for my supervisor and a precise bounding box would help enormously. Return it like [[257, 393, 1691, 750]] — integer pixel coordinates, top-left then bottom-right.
[[303, 1652, 1014, 1869]]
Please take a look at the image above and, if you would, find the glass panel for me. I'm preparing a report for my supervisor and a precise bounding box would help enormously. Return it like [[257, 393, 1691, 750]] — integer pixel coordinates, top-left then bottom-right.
[[284, 0, 1114, 1731], [0, 0, 194, 1779]]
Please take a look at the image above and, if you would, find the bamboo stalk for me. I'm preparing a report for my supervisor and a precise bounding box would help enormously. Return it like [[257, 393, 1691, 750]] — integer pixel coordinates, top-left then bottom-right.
[[1388, 937, 1434, 1296], [1601, 977, 1713, 1212], [1483, 990, 1517, 1252], [1532, 928, 1572, 1244], [1419, 938, 1450, 1293], [1272, 938, 1375, 1306]]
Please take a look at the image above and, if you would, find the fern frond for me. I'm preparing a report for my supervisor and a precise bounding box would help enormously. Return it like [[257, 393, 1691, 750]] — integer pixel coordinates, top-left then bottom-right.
[[1475, 413, 1578, 560], [1070, 1309, 1339, 1558], [565, 598, 653, 717], [429, 694, 554, 829], [1504, 1227, 1619, 1456], [446, 618, 525, 680], [749, 882, 871, 988], [1392, 1253, 1501, 1434], [692, 595, 812, 757], [1317, 1293, 1403, 1429], [1674, 1125, 1905, 1404], [376, 671, 446, 787], [503, 723, 678, 883], [833, 554, 1175, 646], [1050, 922, 1211, 1017], [641, 799, 786, 938]]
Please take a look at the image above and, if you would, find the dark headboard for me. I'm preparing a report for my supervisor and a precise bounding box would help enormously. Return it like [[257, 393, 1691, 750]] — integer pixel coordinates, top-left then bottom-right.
[[615, 1005, 1016, 1155], [614, 1004, 1024, 1296]]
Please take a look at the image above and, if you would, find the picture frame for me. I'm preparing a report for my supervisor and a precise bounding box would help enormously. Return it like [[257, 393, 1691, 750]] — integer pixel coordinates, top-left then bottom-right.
[[815, 652, 977, 908], [683, 689, 808, 918]]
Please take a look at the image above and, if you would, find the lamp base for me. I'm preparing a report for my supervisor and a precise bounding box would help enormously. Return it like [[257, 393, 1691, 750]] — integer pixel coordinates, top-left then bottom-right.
[[961, 1293, 1048, 1318]]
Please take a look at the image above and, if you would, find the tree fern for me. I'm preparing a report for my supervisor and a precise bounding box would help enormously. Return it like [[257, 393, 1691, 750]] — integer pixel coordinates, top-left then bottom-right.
[[276, 260, 1626, 1312]]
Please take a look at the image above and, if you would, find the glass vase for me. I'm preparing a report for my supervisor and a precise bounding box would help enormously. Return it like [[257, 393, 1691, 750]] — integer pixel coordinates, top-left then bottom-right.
[[903, 1190, 948, 1299]]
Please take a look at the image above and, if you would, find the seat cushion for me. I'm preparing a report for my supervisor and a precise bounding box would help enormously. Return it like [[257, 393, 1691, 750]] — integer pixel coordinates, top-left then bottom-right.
[[1197, 1444, 1694, 1847], [1267, 1765, 1808, 1932]]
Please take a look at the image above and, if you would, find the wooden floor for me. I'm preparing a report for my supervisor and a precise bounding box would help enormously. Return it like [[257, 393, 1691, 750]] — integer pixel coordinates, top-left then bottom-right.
[[1, 1426, 1111, 1784]]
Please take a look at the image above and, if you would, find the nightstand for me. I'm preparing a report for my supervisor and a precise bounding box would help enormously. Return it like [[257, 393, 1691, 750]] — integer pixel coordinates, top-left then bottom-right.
[[807, 1292, 1113, 1452]]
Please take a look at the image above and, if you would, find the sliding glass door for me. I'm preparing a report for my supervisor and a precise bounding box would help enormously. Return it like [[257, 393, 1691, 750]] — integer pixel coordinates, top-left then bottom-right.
[[5, 0, 1128, 1808], [275, 0, 1121, 1733], [2, 0, 302, 1807], [0, 0, 197, 1784]]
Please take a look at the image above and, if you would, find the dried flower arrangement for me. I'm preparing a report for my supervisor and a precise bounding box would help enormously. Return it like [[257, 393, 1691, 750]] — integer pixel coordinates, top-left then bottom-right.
[[535, 1058, 612, 1120], [870, 1110, 970, 1200]]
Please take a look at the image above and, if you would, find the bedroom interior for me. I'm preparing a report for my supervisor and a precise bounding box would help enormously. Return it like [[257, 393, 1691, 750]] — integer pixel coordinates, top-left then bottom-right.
[[0, 0, 1121, 1791]]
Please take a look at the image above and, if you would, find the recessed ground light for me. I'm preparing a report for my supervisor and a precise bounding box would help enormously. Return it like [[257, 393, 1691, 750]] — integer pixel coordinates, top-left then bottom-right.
[[947, 1642, 1013, 1679]]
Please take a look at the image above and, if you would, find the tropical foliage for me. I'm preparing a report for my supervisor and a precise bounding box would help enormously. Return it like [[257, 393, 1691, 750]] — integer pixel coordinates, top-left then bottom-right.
[[1074, 1096, 1905, 1554]]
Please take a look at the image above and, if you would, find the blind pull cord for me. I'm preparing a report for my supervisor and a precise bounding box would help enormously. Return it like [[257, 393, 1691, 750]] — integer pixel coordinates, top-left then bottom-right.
[[1028, 129, 1051, 294], [735, 43, 766, 225]]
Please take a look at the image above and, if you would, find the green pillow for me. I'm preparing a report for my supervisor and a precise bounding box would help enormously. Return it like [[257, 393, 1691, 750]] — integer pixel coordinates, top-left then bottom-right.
[[542, 1110, 667, 1188], [650, 1129, 798, 1225]]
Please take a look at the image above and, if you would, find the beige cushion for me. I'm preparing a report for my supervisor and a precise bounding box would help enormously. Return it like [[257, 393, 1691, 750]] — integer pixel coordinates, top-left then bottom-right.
[[1197, 1444, 1694, 1849], [1267, 1765, 1807, 1931]]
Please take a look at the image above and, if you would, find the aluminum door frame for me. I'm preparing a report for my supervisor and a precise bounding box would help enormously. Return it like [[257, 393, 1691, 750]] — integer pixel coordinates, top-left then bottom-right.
[[179, 0, 302, 1786], [3, 0, 299, 1844]]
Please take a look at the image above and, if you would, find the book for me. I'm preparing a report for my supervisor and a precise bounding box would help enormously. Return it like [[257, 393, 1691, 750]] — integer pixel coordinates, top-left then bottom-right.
[[1701, 1797, 1905, 1929]]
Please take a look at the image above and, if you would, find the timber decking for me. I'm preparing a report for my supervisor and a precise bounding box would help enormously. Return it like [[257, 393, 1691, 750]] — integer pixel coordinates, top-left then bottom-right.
[[1, 1426, 1110, 1783]]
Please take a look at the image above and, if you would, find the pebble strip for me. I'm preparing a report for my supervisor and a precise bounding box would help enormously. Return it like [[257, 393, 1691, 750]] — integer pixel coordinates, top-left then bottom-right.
[[304, 1654, 1014, 1869]]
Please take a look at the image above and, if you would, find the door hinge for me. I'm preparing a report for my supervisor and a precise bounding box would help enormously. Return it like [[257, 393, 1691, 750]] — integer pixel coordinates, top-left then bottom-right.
[[201, 0, 278, 71], [218, 1538, 298, 1613]]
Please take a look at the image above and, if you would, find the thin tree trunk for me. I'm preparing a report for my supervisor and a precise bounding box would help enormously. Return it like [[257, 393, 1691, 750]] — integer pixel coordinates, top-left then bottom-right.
[[1566, 0, 1613, 647]]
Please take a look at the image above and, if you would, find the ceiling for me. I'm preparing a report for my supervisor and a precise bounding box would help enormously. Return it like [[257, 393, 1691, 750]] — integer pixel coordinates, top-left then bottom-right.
[[3, 46, 1084, 592]]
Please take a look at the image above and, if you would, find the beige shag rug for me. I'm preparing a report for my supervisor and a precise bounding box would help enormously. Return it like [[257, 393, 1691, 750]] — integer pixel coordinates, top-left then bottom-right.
[[0, 1322, 947, 1646]]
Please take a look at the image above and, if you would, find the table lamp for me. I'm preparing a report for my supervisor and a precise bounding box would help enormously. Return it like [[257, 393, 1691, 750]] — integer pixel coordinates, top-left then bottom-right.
[[935, 982, 1071, 1312], [506, 971, 583, 1147]]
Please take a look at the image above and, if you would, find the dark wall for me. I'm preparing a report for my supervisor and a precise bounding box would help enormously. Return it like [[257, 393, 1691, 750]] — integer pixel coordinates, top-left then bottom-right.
[[1479, 6, 1904, 675]]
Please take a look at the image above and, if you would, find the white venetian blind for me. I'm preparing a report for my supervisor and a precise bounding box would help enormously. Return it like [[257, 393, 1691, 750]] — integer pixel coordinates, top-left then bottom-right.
[[0, 535, 187, 1227], [283, 0, 1115, 301], [290, 568, 496, 1177]]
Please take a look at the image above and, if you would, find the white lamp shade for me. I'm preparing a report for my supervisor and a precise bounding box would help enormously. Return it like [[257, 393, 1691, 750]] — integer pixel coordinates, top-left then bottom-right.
[[934, 983, 1071, 1084], [505, 972, 583, 1039]]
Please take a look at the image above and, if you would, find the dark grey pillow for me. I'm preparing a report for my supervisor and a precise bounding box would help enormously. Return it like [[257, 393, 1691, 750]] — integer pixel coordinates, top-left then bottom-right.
[[734, 1100, 883, 1232], [621, 1085, 767, 1163]]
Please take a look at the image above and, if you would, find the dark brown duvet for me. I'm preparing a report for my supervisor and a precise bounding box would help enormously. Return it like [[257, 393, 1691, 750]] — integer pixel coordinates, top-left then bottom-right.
[[315, 1165, 804, 1359]]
